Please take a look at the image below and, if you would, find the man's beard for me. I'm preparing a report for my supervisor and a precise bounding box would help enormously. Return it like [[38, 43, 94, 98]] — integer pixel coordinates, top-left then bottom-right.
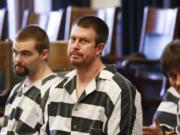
[[13, 64, 29, 76]]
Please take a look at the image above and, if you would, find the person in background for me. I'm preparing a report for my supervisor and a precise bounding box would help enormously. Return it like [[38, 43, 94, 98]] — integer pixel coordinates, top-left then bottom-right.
[[0, 25, 61, 135], [143, 40, 180, 135], [40, 16, 142, 135]]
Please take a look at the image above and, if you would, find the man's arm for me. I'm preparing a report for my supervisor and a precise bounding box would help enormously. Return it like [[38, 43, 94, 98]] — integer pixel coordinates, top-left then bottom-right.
[[143, 120, 177, 135], [106, 83, 142, 134]]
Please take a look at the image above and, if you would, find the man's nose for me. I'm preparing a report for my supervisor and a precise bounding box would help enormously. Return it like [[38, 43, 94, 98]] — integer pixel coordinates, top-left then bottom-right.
[[14, 53, 21, 62], [73, 40, 80, 48]]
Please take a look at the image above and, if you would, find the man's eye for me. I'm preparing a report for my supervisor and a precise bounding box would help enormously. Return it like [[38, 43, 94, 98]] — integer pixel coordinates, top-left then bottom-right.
[[12, 51, 17, 55], [81, 40, 88, 44], [21, 52, 31, 56], [70, 38, 75, 43], [168, 75, 176, 81]]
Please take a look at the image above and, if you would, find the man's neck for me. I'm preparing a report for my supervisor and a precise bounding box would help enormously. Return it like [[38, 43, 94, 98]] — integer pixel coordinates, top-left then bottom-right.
[[27, 65, 53, 84], [77, 63, 104, 81], [75, 61, 105, 98]]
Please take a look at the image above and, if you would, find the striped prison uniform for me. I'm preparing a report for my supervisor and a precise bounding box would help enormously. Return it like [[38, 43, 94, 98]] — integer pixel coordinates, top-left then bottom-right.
[[41, 65, 142, 135], [177, 99, 180, 134], [0, 73, 61, 135], [154, 87, 179, 131]]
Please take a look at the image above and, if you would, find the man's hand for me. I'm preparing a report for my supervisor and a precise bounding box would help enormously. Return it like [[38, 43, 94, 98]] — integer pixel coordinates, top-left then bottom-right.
[[143, 119, 164, 135]]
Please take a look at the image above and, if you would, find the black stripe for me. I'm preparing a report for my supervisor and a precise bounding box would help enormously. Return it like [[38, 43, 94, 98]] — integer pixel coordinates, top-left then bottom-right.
[[55, 79, 68, 89], [128, 83, 137, 133], [78, 91, 86, 102], [112, 73, 137, 135], [3, 116, 8, 127], [163, 91, 179, 104], [35, 122, 42, 132], [50, 130, 70, 135], [154, 111, 177, 128], [9, 107, 23, 121], [6, 83, 23, 104], [6, 92, 18, 104], [41, 88, 50, 113], [71, 116, 103, 133], [42, 74, 57, 85], [81, 91, 114, 119], [24, 86, 41, 104], [177, 124, 180, 134], [7, 131, 15, 135], [16, 120, 36, 134], [104, 64, 117, 73], [48, 102, 74, 117], [64, 76, 76, 95]]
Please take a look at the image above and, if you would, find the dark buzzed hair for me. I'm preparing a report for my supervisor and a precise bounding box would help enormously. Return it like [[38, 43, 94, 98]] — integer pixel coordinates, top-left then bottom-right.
[[161, 39, 180, 76], [15, 25, 50, 53], [73, 16, 109, 45]]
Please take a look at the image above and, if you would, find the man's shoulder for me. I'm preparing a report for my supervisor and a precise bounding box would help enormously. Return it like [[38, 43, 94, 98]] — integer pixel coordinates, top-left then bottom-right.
[[48, 71, 75, 90], [11, 81, 24, 93], [41, 73, 61, 84], [109, 71, 137, 91]]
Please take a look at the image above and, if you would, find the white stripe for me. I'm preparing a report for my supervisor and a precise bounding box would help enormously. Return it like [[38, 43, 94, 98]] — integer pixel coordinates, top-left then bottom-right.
[[107, 91, 121, 134], [5, 95, 23, 116], [99, 70, 113, 80], [168, 87, 180, 98], [132, 91, 143, 135], [49, 116, 71, 132], [85, 80, 96, 95], [49, 88, 76, 103], [160, 123, 174, 130], [35, 76, 61, 97], [157, 102, 177, 115], [98, 80, 121, 104], [72, 103, 106, 122], [20, 107, 41, 127], [71, 131, 89, 135]]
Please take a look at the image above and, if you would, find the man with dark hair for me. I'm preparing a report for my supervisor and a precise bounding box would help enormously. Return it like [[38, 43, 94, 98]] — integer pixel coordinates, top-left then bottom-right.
[[41, 16, 142, 135], [0, 25, 61, 134], [143, 40, 180, 135]]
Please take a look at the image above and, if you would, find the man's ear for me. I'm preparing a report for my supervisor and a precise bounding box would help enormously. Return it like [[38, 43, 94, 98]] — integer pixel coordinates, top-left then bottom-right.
[[41, 49, 49, 60], [96, 43, 105, 55]]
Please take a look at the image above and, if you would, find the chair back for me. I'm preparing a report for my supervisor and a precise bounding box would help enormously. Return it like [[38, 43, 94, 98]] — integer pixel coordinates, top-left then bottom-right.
[[21, 9, 48, 30], [0, 40, 12, 96], [0, 8, 7, 40], [173, 7, 180, 39], [46, 9, 66, 41], [100, 7, 120, 56], [48, 41, 74, 73], [139, 7, 178, 60], [64, 6, 98, 40]]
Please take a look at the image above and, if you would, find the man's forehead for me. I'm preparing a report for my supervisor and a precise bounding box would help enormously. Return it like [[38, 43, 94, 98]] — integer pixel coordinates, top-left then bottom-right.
[[72, 25, 95, 33], [13, 40, 36, 51], [71, 25, 96, 38]]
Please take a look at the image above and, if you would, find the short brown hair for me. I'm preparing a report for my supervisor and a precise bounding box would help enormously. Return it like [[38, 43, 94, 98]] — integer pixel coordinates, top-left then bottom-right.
[[161, 39, 180, 75], [15, 25, 50, 53], [73, 16, 109, 45]]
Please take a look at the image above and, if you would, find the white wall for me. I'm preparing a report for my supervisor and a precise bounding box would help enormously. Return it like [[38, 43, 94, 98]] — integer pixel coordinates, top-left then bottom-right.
[[91, 0, 120, 8]]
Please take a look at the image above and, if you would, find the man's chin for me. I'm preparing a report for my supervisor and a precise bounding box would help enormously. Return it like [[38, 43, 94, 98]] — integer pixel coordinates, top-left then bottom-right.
[[15, 72, 28, 76], [71, 61, 82, 67], [14, 69, 28, 77]]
